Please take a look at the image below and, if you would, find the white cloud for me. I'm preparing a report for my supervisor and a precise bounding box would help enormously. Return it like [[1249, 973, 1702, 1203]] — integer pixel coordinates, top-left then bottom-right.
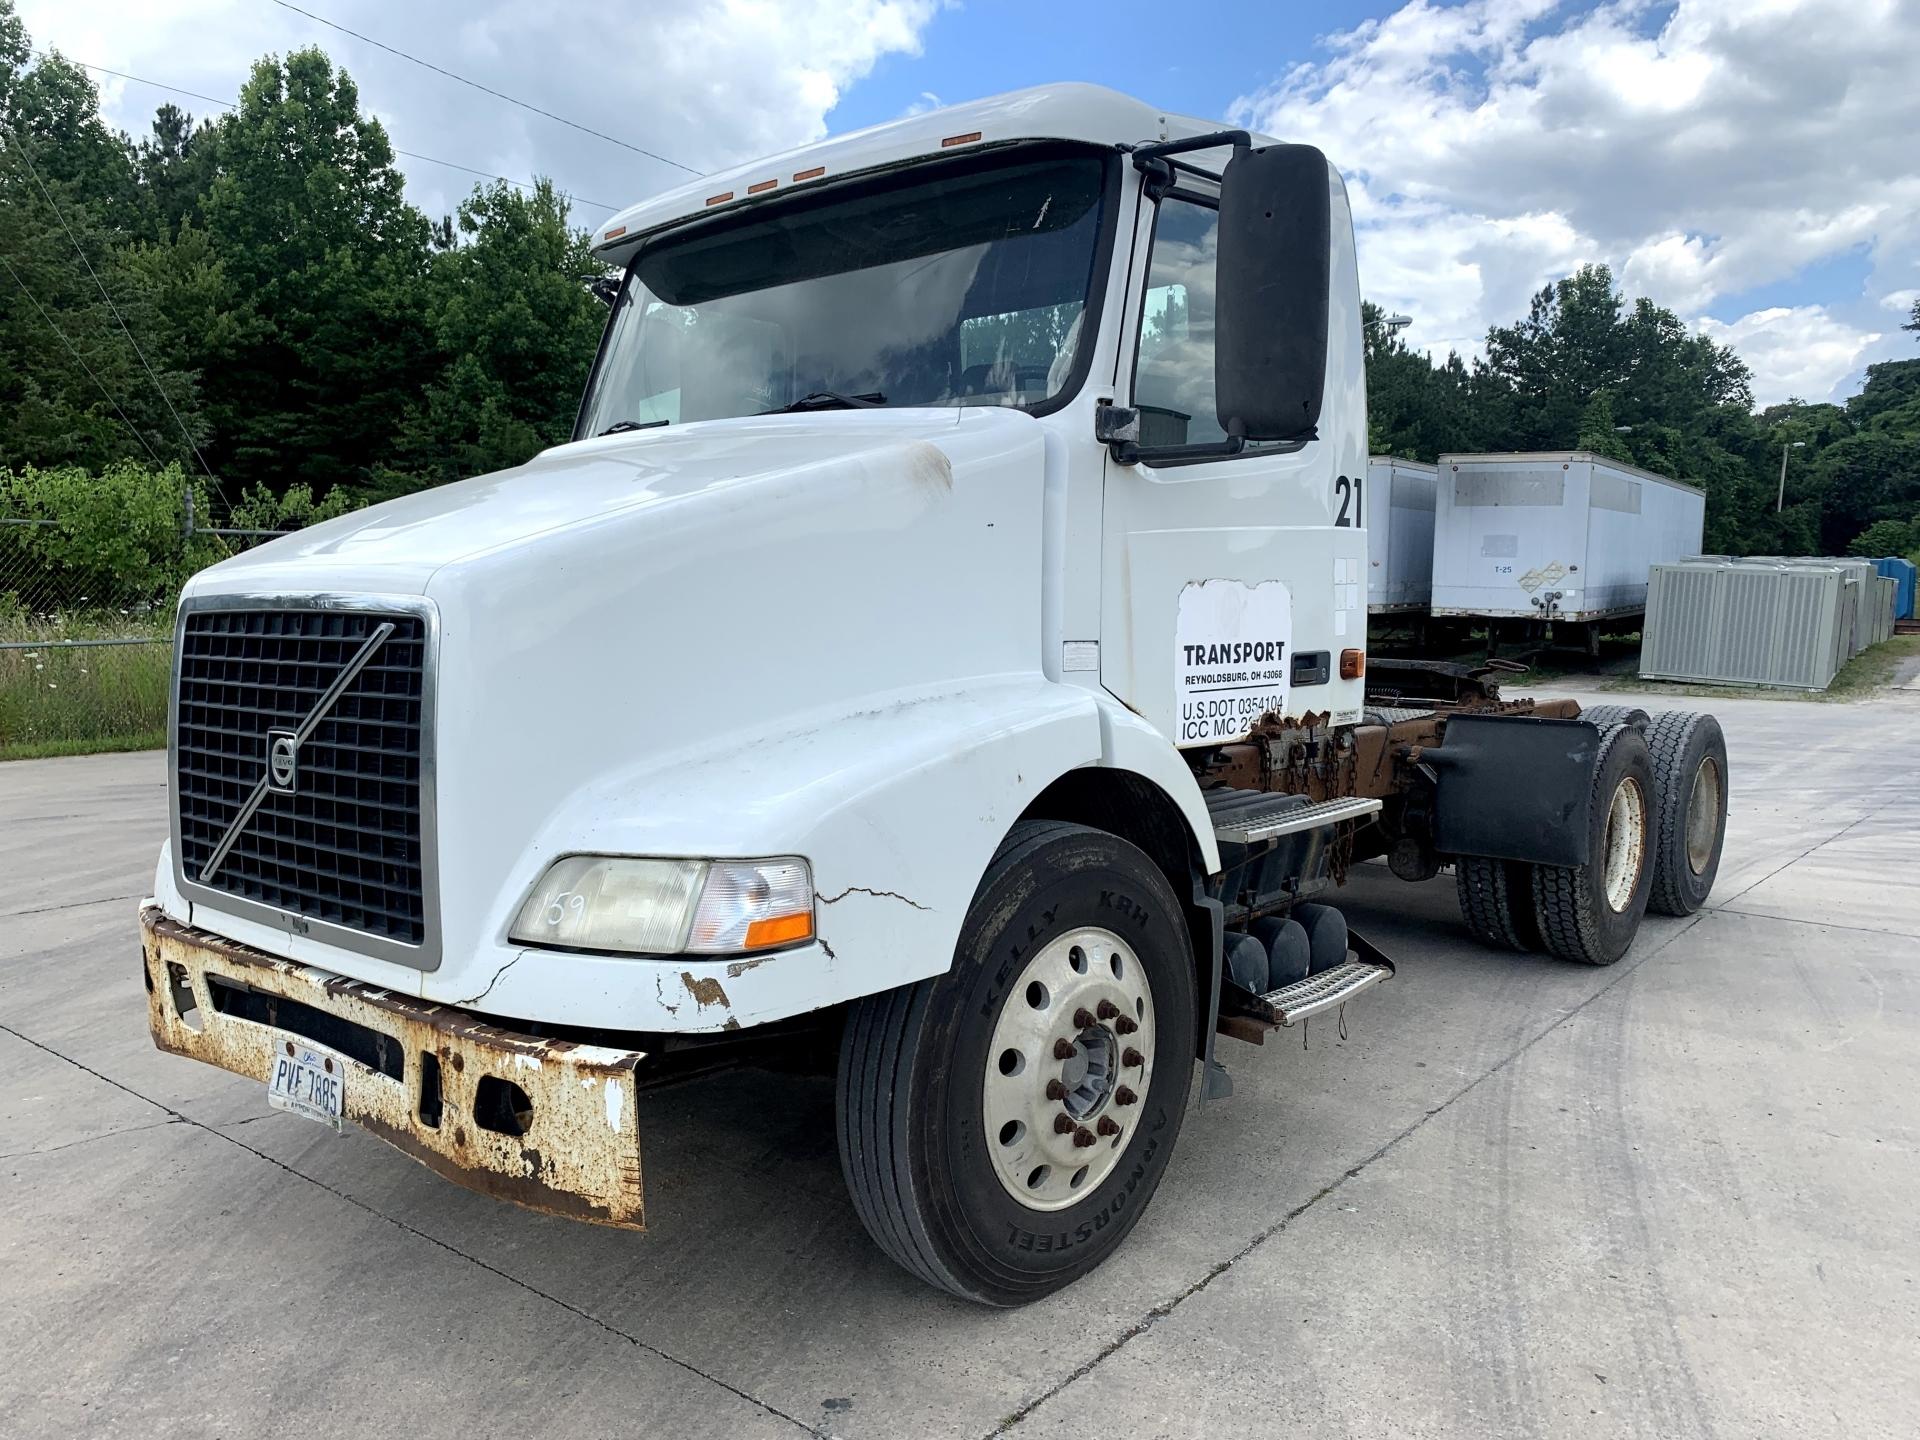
[[1233, 0, 1920, 400], [16, 0, 939, 224], [1696, 306, 1881, 406]]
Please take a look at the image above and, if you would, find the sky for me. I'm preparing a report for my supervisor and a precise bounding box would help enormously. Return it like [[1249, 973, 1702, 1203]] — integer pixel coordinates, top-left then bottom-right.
[[16, 0, 1920, 407]]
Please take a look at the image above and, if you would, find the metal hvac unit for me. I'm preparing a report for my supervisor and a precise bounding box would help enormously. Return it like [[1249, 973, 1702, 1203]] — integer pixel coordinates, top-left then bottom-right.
[[1874, 556, 1916, 619], [1871, 576, 1897, 643], [1749, 557, 1881, 653], [1641, 561, 1853, 690], [1431, 452, 1706, 623], [1365, 456, 1436, 613]]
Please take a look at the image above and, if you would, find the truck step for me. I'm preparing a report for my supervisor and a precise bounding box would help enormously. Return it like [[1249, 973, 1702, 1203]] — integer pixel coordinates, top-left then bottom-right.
[[1214, 924, 1397, 1045], [1211, 794, 1382, 846], [1261, 960, 1392, 1026]]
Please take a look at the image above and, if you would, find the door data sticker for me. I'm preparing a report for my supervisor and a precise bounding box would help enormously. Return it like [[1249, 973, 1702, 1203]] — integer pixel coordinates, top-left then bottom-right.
[[1175, 579, 1292, 745]]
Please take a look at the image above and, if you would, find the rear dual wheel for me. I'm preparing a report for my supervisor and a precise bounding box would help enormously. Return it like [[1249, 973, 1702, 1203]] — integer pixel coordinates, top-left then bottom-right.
[[1646, 711, 1728, 916], [1530, 724, 1655, 965], [836, 821, 1195, 1306]]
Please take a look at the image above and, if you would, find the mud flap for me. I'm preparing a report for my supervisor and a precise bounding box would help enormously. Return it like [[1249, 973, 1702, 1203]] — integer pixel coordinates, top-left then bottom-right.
[[1424, 713, 1601, 868]]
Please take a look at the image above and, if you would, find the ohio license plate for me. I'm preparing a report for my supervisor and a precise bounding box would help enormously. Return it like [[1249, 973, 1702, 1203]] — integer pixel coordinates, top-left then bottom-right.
[[267, 1039, 346, 1130]]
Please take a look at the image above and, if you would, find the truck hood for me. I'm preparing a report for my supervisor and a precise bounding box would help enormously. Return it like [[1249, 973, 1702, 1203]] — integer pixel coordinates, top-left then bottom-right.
[[178, 403, 1051, 1004], [190, 408, 971, 596]]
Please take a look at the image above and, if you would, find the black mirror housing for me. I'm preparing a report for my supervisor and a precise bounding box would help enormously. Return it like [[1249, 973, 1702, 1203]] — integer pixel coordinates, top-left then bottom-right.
[[1214, 144, 1332, 444]]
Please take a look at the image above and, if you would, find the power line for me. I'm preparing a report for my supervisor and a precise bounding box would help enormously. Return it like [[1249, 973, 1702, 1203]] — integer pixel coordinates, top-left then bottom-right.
[[266, 0, 700, 176], [3, 122, 220, 485], [0, 252, 172, 471], [51, 53, 620, 213]]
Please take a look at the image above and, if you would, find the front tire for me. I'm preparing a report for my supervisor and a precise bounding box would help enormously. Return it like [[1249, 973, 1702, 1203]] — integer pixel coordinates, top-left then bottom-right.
[[836, 820, 1197, 1305]]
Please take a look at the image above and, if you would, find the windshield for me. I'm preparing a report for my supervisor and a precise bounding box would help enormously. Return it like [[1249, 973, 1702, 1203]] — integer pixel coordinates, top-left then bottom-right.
[[576, 148, 1112, 435]]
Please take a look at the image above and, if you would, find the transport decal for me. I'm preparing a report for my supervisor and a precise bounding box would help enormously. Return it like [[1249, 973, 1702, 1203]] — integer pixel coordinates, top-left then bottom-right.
[[1175, 579, 1291, 744]]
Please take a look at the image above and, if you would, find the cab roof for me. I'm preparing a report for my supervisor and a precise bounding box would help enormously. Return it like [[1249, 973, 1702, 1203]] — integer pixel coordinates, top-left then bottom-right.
[[589, 84, 1252, 265]]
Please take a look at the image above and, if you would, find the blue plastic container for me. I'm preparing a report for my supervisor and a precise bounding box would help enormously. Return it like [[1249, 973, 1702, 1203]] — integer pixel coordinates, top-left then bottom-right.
[[1875, 556, 1917, 619]]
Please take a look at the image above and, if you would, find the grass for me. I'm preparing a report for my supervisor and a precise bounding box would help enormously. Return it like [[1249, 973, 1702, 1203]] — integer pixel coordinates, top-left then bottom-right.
[[0, 616, 173, 760]]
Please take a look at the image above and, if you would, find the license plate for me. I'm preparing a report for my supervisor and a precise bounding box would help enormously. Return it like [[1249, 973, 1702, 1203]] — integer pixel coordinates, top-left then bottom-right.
[[266, 1039, 347, 1130]]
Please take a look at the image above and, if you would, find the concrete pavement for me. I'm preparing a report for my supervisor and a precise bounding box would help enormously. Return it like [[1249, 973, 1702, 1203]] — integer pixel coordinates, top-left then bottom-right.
[[3, 687, 1916, 1438]]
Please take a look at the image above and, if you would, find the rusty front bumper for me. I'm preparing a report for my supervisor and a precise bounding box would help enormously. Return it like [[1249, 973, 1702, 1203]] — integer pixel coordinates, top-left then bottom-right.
[[141, 906, 646, 1229]]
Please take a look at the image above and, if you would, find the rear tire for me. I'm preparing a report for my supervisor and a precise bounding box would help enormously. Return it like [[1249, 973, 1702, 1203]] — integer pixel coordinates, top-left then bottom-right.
[[1530, 725, 1655, 965], [1455, 857, 1540, 952], [836, 820, 1197, 1306], [1646, 711, 1728, 916], [1577, 704, 1648, 732]]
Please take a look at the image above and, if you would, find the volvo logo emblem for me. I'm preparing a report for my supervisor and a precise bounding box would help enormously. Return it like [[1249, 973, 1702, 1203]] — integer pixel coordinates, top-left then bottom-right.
[[266, 729, 300, 794]]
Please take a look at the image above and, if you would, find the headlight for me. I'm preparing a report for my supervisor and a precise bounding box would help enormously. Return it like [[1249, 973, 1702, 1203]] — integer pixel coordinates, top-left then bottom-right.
[[509, 856, 814, 956]]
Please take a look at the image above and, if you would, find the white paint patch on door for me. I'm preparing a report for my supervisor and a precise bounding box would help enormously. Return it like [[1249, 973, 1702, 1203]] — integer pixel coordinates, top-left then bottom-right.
[[1174, 579, 1292, 747]]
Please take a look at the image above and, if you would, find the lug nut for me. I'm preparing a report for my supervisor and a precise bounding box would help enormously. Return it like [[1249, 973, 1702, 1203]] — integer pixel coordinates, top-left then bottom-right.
[[1115, 1085, 1138, 1107], [1115, 1017, 1138, 1036], [1096, 999, 1119, 1020], [1053, 1038, 1076, 1060], [1123, 1047, 1145, 1068], [1045, 1078, 1067, 1101], [1073, 1126, 1096, 1148], [1073, 1007, 1096, 1029], [1096, 1116, 1120, 1137], [1053, 1113, 1076, 1134]]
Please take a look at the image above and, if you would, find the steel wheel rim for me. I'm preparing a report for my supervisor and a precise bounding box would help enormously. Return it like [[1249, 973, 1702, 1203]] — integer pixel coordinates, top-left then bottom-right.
[[1685, 756, 1722, 875], [981, 926, 1155, 1212], [1602, 776, 1647, 913]]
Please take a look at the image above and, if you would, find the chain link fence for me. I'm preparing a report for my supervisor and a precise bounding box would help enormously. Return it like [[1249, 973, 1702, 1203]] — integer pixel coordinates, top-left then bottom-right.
[[0, 486, 296, 757]]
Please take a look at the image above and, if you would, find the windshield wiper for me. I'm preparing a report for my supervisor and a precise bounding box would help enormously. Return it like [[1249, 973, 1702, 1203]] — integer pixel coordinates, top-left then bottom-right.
[[597, 419, 670, 436], [759, 390, 888, 415]]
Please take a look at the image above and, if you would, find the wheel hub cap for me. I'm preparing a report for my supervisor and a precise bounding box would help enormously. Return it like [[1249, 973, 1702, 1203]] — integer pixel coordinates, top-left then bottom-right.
[[1603, 775, 1648, 913], [981, 927, 1156, 1212], [1685, 756, 1722, 875]]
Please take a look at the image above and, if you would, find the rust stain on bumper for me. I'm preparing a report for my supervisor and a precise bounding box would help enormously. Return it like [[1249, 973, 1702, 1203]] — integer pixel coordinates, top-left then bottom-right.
[[141, 906, 646, 1229]]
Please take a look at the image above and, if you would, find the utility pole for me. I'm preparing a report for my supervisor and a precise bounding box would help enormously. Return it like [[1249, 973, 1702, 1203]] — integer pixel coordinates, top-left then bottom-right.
[[1776, 440, 1806, 513]]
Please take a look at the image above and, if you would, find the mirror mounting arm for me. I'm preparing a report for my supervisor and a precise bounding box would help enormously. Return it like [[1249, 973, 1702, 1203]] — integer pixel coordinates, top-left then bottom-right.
[[1131, 129, 1252, 199]]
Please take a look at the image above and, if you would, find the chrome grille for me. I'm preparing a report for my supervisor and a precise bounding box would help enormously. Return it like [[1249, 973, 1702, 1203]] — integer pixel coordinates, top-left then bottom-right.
[[173, 604, 431, 952]]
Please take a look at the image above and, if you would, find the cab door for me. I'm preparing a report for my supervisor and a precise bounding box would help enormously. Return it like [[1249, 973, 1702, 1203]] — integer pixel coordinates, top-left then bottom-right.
[[1099, 153, 1368, 748]]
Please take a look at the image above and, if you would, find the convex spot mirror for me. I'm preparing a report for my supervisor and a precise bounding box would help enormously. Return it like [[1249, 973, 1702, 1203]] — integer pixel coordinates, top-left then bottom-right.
[[1214, 143, 1332, 445]]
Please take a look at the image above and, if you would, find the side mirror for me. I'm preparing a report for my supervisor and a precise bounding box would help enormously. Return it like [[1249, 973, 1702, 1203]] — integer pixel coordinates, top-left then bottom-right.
[[1214, 144, 1331, 444]]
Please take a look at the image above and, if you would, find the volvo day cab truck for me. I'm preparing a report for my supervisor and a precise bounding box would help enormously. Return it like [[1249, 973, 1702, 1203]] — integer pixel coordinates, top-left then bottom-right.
[[142, 86, 1731, 1305]]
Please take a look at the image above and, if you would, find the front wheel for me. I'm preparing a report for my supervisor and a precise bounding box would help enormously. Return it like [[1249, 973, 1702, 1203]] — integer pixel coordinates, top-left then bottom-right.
[[836, 820, 1197, 1305]]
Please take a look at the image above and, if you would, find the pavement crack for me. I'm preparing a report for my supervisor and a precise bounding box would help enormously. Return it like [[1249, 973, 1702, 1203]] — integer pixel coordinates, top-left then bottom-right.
[[1716, 800, 1895, 908], [0, 1117, 179, 1162], [4, 890, 146, 919], [816, 885, 930, 911], [0, 1020, 823, 1437], [984, 910, 1707, 1438]]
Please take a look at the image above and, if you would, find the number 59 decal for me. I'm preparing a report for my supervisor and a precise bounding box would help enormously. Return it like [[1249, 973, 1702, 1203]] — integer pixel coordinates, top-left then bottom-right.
[[1333, 473, 1365, 528]]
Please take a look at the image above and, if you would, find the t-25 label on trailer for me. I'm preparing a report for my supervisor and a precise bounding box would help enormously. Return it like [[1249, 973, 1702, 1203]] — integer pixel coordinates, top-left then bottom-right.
[[1174, 579, 1292, 745]]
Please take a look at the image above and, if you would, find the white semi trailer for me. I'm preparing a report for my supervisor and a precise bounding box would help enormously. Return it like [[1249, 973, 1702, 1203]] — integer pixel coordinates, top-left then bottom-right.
[[141, 86, 1731, 1305], [1365, 455, 1437, 614], [1431, 451, 1706, 655]]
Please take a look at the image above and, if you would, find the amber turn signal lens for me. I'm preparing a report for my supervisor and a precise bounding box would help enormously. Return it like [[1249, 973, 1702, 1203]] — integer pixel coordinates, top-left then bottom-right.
[[743, 912, 814, 950], [1340, 648, 1365, 680]]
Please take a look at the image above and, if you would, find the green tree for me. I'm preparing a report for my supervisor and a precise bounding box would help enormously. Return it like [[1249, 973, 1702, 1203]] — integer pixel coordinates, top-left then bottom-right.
[[0, 6, 207, 472], [133, 103, 217, 239], [1574, 390, 1632, 462], [388, 178, 604, 486], [1846, 516, 1918, 558], [198, 46, 432, 494]]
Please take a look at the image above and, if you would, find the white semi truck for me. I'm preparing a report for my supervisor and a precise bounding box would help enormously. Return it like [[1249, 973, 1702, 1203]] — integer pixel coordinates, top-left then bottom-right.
[[141, 86, 1730, 1305]]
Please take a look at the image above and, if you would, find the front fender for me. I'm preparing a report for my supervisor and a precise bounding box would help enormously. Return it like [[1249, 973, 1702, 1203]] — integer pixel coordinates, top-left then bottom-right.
[[438, 679, 1220, 1032], [443, 679, 1091, 1030]]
